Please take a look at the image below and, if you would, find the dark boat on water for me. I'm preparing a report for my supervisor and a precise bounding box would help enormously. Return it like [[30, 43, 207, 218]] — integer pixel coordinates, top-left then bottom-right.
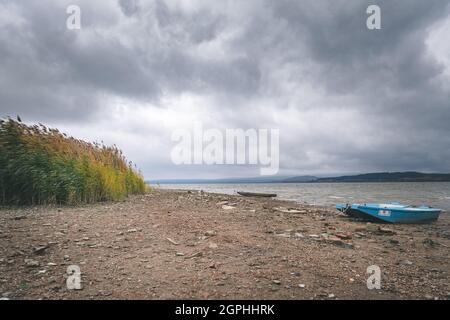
[[237, 191, 277, 198]]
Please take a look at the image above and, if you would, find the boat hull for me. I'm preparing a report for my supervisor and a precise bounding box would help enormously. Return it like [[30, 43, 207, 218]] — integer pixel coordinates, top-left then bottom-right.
[[237, 191, 277, 198], [336, 203, 441, 224]]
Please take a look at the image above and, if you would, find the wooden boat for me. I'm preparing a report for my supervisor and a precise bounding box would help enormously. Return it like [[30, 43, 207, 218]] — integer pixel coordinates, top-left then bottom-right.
[[336, 203, 441, 224], [237, 191, 277, 198]]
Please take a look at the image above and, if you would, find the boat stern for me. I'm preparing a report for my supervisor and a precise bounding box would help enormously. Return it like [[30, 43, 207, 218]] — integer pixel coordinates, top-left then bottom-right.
[[335, 203, 349, 212]]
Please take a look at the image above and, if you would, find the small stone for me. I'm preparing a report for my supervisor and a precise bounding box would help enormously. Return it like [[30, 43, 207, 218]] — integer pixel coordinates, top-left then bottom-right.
[[166, 238, 179, 245], [328, 293, 336, 299], [24, 259, 40, 268], [402, 260, 413, 266], [276, 233, 291, 238], [335, 233, 352, 240], [222, 205, 236, 210], [32, 245, 49, 255], [365, 224, 379, 232], [298, 284, 306, 288], [208, 242, 218, 249], [270, 287, 279, 292], [274, 207, 306, 214], [189, 252, 203, 258], [63, 255, 70, 261], [324, 236, 354, 249], [205, 230, 217, 237], [272, 280, 281, 285], [127, 229, 138, 233], [378, 227, 396, 235], [175, 252, 185, 256], [423, 238, 439, 247], [47, 263, 57, 266]]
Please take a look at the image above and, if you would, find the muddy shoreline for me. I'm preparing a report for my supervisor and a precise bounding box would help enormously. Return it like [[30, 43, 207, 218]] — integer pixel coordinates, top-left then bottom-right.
[[1, 188, 449, 300]]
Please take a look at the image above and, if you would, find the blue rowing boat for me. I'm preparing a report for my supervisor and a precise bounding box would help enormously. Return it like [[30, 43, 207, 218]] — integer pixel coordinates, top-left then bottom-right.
[[336, 203, 442, 224]]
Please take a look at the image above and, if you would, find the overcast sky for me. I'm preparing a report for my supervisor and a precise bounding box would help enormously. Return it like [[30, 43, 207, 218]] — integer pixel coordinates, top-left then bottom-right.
[[1, 0, 450, 179]]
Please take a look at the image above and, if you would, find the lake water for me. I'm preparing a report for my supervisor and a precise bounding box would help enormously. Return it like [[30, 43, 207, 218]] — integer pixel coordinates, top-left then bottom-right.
[[158, 182, 450, 211]]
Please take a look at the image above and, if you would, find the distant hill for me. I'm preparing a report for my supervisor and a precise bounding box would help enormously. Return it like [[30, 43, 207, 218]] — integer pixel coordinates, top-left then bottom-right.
[[282, 176, 318, 183], [315, 172, 450, 183], [149, 172, 450, 185]]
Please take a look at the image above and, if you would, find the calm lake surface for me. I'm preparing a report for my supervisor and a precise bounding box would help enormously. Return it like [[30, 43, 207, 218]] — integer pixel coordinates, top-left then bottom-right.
[[159, 182, 450, 211]]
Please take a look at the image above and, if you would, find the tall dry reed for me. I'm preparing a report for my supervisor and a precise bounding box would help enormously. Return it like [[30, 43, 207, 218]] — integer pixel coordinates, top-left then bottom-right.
[[0, 118, 146, 205]]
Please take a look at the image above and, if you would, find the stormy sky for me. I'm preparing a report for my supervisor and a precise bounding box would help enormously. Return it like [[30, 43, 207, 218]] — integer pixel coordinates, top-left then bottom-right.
[[1, 0, 449, 179]]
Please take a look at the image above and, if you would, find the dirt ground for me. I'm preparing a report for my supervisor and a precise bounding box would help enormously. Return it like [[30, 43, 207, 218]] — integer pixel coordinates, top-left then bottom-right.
[[1, 189, 449, 300]]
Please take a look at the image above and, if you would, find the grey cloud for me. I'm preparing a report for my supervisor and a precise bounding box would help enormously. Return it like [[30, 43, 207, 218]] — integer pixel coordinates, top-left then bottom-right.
[[0, 0, 449, 177], [119, 0, 140, 17]]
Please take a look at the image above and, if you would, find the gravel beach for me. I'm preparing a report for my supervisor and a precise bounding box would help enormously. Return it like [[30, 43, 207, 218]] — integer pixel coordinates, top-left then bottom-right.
[[1, 188, 449, 300]]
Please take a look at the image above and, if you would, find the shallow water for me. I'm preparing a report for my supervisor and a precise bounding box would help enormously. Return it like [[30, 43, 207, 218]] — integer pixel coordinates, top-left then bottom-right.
[[158, 182, 450, 211]]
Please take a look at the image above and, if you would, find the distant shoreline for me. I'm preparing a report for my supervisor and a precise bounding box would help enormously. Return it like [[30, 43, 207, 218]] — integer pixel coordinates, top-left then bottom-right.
[[151, 173, 450, 184], [152, 180, 450, 185]]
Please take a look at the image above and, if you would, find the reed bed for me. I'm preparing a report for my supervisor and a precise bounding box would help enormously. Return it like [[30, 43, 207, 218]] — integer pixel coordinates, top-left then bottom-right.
[[0, 118, 146, 205]]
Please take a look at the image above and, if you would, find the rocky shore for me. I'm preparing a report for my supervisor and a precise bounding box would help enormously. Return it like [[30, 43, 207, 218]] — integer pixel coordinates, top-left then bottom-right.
[[1, 189, 449, 300]]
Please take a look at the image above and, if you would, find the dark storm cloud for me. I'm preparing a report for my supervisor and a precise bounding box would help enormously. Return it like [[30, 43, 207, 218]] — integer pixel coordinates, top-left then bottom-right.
[[227, 0, 450, 174], [0, 0, 449, 177], [119, 0, 140, 17], [0, 0, 264, 122]]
